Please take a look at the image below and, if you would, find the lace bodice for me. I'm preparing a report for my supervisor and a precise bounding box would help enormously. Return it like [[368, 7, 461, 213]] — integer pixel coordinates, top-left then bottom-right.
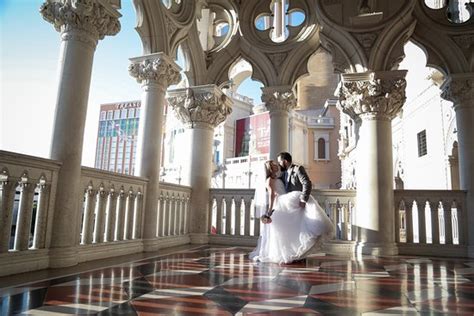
[[273, 178, 286, 195]]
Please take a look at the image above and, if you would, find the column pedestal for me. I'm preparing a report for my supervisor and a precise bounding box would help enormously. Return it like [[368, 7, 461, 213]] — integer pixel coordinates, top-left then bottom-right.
[[129, 53, 181, 252], [441, 74, 474, 258], [40, 0, 120, 267], [168, 85, 232, 243], [339, 71, 407, 256]]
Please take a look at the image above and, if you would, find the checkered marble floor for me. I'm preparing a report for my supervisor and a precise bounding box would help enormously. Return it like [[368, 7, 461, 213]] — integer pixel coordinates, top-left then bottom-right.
[[1, 246, 474, 315]]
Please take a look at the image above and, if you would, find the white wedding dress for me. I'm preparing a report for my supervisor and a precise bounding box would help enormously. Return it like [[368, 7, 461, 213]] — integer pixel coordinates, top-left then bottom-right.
[[250, 179, 334, 264]]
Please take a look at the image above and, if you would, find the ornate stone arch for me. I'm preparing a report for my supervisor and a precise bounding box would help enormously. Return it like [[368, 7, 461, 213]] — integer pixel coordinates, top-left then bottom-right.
[[412, 0, 474, 74]]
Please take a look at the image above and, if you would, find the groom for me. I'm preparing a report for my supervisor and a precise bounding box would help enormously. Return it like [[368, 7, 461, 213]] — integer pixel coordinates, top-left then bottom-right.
[[277, 152, 312, 208]]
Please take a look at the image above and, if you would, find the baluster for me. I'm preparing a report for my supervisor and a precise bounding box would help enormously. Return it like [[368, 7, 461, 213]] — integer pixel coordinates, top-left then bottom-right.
[[159, 193, 166, 237], [124, 188, 135, 240], [405, 200, 414, 243], [216, 197, 223, 235], [430, 200, 440, 245], [394, 200, 402, 243], [14, 175, 35, 251], [114, 187, 126, 241], [331, 202, 338, 239], [0, 172, 16, 252], [166, 193, 173, 236], [348, 201, 354, 241], [93, 185, 107, 243], [225, 197, 233, 235], [178, 196, 185, 235], [253, 201, 260, 237], [30, 179, 48, 249], [456, 198, 466, 245], [162, 192, 170, 236], [175, 195, 181, 235], [451, 201, 460, 245], [416, 200, 426, 244], [176, 196, 182, 235], [183, 196, 189, 234], [133, 191, 143, 239], [104, 188, 117, 242], [174, 195, 180, 235], [81, 184, 96, 245], [244, 197, 251, 237], [235, 197, 242, 236], [442, 201, 453, 245], [169, 194, 176, 236]]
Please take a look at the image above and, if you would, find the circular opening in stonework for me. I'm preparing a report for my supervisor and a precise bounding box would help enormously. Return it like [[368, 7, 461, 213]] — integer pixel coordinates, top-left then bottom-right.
[[424, 0, 447, 9], [255, 14, 272, 31], [446, 1, 472, 24], [215, 22, 230, 37], [288, 9, 305, 27]]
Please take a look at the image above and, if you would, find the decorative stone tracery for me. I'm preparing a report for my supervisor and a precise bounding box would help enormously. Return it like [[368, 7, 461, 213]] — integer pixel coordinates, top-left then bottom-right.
[[129, 54, 181, 88], [40, 0, 121, 46], [167, 85, 233, 129], [338, 71, 407, 121]]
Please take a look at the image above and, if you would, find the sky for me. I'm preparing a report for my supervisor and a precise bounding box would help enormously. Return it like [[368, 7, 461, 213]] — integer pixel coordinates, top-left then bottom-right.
[[1, 0, 432, 168]]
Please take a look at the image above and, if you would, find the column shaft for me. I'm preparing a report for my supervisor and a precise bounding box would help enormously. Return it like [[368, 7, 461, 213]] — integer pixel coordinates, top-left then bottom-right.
[[269, 110, 289, 159], [356, 118, 395, 246]]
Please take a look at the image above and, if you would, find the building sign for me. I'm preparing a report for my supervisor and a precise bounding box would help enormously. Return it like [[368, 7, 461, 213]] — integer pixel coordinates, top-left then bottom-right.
[[235, 112, 270, 157]]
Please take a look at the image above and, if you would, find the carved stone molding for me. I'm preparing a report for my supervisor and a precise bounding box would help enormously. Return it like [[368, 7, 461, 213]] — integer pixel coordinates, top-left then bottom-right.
[[40, 0, 121, 47], [167, 85, 233, 129], [441, 74, 474, 109], [261, 86, 297, 113], [129, 53, 181, 88], [338, 71, 407, 121]]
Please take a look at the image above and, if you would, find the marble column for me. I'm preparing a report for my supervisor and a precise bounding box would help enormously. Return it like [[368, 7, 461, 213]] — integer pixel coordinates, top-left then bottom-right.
[[262, 86, 297, 159], [339, 70, 407, 256], [167, 85, 232, 243], [441, 73, 474, 258], [40, 0, 120, 267], [129, 53, 181, 252]]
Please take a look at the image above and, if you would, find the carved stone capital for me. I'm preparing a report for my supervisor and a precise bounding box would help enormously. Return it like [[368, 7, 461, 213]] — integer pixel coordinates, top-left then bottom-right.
[[40, 0, 121, 47], [441, 74, 474, 110], [338, 71, 407, 121], [167, 85, 233, 129], [129, 53, 181, 88], [261, 86, 297, 113]]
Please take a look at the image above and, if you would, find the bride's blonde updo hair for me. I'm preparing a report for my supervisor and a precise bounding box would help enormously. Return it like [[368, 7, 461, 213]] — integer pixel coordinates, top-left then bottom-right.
[[264, 160, 274, 179]]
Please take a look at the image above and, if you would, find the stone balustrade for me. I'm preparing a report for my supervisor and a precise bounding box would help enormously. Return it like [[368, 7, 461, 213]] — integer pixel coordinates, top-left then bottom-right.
[[208, 188, 356, 245], [395, 189, 468, 257], [157, 182, 191, 238]]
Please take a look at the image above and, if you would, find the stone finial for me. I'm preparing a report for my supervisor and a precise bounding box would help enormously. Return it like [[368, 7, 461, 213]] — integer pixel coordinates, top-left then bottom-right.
[[261, 86, 297, 113], [129, 53, 181, 88], [167, 85, 233, 129], [40, 0, 121, 46], [441, 74, 474, 110], [338, 71, 407, 121]]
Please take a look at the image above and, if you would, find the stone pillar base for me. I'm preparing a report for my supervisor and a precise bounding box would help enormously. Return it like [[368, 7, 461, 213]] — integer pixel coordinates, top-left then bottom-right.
[[355, 242, 398, 256], [190, 233, 210, 244], [142, 238, 160, 252], [49, 246, 78, 268]]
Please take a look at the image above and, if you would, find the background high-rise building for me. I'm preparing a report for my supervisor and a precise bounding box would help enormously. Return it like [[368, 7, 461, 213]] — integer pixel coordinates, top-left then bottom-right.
[[94, 101, 141, 175]]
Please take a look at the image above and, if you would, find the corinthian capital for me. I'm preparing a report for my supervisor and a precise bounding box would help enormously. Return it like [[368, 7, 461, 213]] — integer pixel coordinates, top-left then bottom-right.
[[261, 86, 297, 113], [129, 53, 181, 88], [167, 85, 233, 129], [40, 0, 121, 46], [338, 71, 407, 121], [441, 74, 474, 110]]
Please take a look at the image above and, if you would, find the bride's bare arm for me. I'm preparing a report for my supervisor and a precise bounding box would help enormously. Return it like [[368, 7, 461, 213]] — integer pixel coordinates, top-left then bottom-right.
[[266, 177, 276, 214]]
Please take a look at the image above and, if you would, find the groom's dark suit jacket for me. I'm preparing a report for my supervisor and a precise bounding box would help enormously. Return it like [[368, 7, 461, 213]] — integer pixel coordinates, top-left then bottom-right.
[[283, 164, 312, 202]]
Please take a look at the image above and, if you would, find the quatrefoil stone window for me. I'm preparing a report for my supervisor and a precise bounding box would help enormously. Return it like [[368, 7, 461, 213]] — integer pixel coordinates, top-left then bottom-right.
[[254, 0, 306, 43], [424, 0, 472, 24]]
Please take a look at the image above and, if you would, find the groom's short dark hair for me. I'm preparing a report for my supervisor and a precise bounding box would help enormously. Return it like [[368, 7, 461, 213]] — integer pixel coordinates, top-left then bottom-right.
[[278, 152, 292, 163]]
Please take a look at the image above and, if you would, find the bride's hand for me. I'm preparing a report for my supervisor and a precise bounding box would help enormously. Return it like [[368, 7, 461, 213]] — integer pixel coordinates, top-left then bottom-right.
[[261, 214, 272, 224]]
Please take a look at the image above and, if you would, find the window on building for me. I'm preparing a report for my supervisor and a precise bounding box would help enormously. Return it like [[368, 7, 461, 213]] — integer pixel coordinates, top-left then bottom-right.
[[318, 138, 326, 159], [107, 111, 113, 120], [100, 111, 106, 121], [417, 130, 427, 157], [114, 109, 120, 119]]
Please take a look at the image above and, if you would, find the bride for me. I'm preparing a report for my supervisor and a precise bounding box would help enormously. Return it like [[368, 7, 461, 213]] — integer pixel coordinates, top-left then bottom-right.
[[249, 160, 334, 264]]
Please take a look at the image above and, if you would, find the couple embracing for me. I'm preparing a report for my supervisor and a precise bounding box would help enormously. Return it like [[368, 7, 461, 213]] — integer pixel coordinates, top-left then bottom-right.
[[249, 152, 334, 264]]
